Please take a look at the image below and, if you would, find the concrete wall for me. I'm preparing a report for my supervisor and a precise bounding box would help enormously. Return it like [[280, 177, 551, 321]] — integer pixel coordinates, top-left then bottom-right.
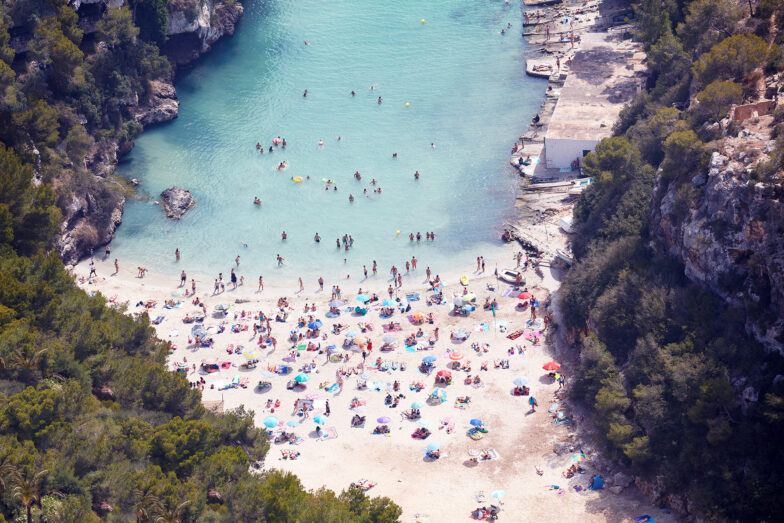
[[544, 137, 599, 169], [731, 101, 776, 122]]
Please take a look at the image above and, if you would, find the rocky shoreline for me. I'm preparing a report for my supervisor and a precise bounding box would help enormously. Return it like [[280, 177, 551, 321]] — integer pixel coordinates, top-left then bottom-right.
[[57, 0, 244, 264]]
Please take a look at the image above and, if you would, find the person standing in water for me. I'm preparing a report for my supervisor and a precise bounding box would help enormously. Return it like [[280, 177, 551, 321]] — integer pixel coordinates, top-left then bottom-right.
[[303, 89, 308, 97], [299, 277, 304, 292], [258, 276, 264, 291], [314, 233, 321, 243], [282, 231, 287, 241], [175, 248, 180, 261]]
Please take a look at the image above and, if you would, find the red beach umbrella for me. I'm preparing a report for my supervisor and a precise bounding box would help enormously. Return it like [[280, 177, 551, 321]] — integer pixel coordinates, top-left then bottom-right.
[[542, 361, 561, 371], [518, 292, 532, 300]]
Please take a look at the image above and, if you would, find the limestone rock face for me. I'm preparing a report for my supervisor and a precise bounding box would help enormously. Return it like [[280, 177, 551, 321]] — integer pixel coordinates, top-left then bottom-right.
[[165, 0, 244, 65], [650, 114, 784, 353], [132, 80, 179, 126], [160, 186, 195, 219]]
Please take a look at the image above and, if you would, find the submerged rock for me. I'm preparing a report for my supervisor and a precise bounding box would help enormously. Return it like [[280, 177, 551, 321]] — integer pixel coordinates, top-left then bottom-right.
[[161, 186, 195, 219]]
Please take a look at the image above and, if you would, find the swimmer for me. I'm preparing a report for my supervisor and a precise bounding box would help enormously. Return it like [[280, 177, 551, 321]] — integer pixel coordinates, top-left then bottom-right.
[[414, 171, 420, 180], [337, 136, 341, 141], [501, 29, 505, 34], [354, 171, 361, 181], [392, 153, 398, 158], [269, 146, 273, 153], [351, 90, 356, 96], [278, 162, 286, 169], [377, 96, 382, 104], [256, 142, 261, 150], [314, 233, 321, 243], [370, 84, 377, 90], [304, 40, 310, 45], [253, 197, 261, 205], [318, 140, 324, 147], [371, 178, 377, 185], [303, 89, 308, 97], [282, 138, 287, 148], [282, 231, 287, 240], [349, 194, 354, 203], [431, 142, 436, 149]]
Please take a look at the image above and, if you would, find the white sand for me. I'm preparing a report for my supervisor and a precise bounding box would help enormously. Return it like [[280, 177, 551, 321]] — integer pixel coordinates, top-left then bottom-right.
[[71, 235, 673, 522]]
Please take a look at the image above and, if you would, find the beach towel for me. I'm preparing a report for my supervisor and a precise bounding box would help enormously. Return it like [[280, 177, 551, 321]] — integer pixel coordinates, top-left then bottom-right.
[[502, 289, 513, 297], [406, 293, 420, 302], [507, 330, 524, 340], [326, 383, 339, 393], [382, 323, 402, 332], [152, 316, 164, 325], [321, 427, 338, 440]]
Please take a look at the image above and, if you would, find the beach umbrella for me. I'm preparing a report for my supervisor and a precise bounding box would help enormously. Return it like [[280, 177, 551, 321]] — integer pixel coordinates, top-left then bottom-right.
[[467, 448, 481, 457], [429, 388, 447, 401], [517, 292, 532, 300], [377, 416, 391, 424], [461, 305, 473, 312], [449, 352, 464, 361], [329, 299, 345, 308], [382, 299, 397, 306], [286, 420, 300, 427], [214, 304, 231, 312], [411, 401, 424, 409], [191, 324, 206, 338], [572, 453, 586, 462], [345, 331, 358, 338], [469, 419, 483, 427], [426, 442, 440, 452], [491, 490, 506, 499], [453, 297, 464, 307], [308, 320, 322, 329], [383, 336, 396, 344], [314, 415, 328, 425], [422, 356, 437, 363], [513, 376, 530, 387], [542, 361, 561, 371], [417, 419, 432, 428], [354, 336, 367, 345], [294, 374, 310, 383], [462, 293, 476, 303], [412, 311, 426, 321], [171, 289, 183, 296], [356, 294, 370, 303], [175, 361, 188, 369], [436, 370, 452, 378], [263, 416, 279, 428], [243, 348, 259, 360]]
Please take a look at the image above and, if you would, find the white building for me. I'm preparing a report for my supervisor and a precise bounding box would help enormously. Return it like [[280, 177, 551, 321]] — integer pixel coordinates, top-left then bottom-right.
[[544, 33, 646, 169]]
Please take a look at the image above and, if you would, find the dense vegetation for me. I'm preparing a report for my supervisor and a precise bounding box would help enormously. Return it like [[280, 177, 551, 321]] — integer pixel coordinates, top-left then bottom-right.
[[0, 2, 400, 521], [560, 0, 784, 518]]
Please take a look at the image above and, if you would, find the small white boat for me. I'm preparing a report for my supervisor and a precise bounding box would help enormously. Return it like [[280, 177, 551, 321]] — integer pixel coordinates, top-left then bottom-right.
[[498, 268, 524, 285], [555, 249, 574, 266]]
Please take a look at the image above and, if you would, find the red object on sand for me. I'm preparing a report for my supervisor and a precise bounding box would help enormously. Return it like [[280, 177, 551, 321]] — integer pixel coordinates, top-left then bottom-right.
[[518, 292, 532, 300], [542, 361, 561, 371]]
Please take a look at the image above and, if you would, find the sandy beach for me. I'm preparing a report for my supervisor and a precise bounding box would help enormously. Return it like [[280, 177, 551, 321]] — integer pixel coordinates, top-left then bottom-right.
[[71, 233, 673, 522]]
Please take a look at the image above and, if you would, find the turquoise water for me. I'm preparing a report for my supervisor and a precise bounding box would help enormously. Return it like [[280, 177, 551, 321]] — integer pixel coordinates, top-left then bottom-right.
[[112, 0, 544, 284]]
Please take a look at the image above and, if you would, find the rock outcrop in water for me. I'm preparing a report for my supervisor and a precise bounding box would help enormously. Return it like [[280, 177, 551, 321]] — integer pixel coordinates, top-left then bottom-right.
[[161, 186, 196, 219], [650, 111, 784, 353], [163, 0, 244, 65]]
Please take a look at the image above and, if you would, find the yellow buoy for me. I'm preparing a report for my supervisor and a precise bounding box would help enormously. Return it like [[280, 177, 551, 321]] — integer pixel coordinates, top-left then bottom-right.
[[405, 102, 410, 107], [421, 19, 425, 24], [396, 230, 401, 235]]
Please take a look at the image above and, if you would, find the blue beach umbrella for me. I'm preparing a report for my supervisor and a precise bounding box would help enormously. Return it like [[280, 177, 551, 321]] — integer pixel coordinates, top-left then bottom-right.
[[263, 416, 279, 428], [422, 356, 436, 363], [382, 299, 397, 306], [470, 419, 483, 427], [260, 369, 276, 378], [411, 401, 424, 409], [356, 295, 370, 303], [377, 416, 391, 424], [295, 374, 310, 383], [314, 415, 328, 425], [345, 331, 358, 338], [286, 420, 300, 427], [513, 377, 530, 387], [191, 324, 205, 338], [329, 299, 345, 308], [491, 490, 506, 499], [426, 442, 440, 452], [308, 320, 322, 329]]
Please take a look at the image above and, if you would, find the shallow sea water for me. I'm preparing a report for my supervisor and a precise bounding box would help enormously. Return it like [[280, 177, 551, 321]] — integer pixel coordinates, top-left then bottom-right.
[[112, 0, 545, 283]]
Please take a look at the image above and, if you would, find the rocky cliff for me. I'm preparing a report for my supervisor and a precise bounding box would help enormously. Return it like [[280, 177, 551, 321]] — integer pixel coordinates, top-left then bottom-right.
[[57, 0, 243, 265], [650, 109, 784, 353]]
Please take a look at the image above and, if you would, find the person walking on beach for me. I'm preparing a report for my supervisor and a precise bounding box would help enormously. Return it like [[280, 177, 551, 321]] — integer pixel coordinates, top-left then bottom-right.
[[181, 270, 187, 287], [481, 257, 486, 273], [426, 266, 431, 280], [529, 396, 538, 412], [363, 265, 368, 279], [299, 277, 304, 292], [476, 257, 481, 272], [175, 248, 180, 261], [412, 257, 417, 270], [114, 259, 119, 275], [231, 269, 237, 290], [372, 260, 378, 276], [89, 261, 97, 278], [277, 254, 284, 266], [258, 276, 264, 291], [191, 279, 196, 294], [235, 255, 240, 266], [318, 276, 324, 291]]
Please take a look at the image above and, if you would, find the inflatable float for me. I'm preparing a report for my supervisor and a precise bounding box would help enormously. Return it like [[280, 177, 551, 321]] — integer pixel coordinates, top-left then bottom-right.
[[276, 161, 289, 171], [460, 275, 470, 286], [292, 176, 303, 183]]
